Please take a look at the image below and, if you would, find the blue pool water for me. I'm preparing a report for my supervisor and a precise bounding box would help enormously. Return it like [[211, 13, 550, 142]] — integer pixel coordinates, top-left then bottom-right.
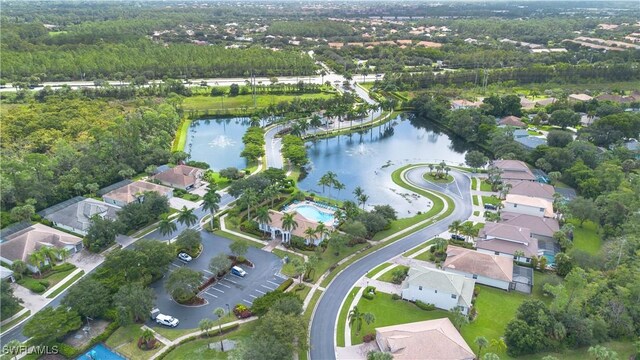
[[542, 251, 556, 265], [79, 344, 125, 360], [295, 205, 335, 223]]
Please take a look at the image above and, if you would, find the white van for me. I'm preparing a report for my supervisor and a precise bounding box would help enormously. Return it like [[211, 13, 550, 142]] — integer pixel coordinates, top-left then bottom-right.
[[231, 266, 247, 277], [156, 314, 179, 327]]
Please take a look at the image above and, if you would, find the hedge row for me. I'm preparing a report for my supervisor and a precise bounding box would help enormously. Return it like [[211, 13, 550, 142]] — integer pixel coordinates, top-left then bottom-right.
[[277, 278, 293, 292]]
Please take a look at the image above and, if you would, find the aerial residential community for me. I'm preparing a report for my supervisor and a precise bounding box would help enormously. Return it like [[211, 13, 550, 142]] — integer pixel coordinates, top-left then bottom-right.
[[0, 1, 639, 360]]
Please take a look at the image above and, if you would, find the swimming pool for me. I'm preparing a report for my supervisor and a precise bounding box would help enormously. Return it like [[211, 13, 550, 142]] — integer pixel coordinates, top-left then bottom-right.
[[79, 344, 125, 360], [541, 251, 556, 266], [294, 205, 335, 223]]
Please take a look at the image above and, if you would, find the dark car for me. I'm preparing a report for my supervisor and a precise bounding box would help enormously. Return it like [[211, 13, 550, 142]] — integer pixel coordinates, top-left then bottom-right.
[[450, 234, 465, 241], [484, 204, 497, 210]]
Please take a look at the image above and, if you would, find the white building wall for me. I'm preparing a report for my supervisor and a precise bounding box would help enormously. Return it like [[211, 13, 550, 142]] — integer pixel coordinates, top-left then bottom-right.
[[401, 284, 467, 314], [52, 222, 88, 236], [503, 203, 545, 217], [476, 248, 531, 263], [445, 268, 510, 290]]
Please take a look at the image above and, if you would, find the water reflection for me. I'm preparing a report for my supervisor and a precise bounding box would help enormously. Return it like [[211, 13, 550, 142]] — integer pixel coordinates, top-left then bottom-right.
[[186, 117, 249, 171]]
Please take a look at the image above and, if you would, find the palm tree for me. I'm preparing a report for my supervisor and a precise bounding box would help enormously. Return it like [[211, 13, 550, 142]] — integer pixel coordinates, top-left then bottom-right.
[[358, 194, 369, 210], [315, 223, 329, 242], [318, 174, 332, 195], [318, 171, 338, 198], [213, 307, 226, 351], [241, 189, 258, 221], [333, 209, 345, 223], [56, 248, 71, 263], [281, 213, 298, 242], [434, 237, 448, 252], [353, 186, 364, 201], [28, 251, 44, 276], [348, 306, 376, 334], [310, 114, 323, 129], [263, 185, 279, 208], [255, 207, 272, 230], [460, 222, 478, 241], [11, 260, 27, 280], [490, 337, 507, 354], [304, 227, 318, 245], [475, 336, 489, 358], [448, 220, 462, 235], [199, 318, 215, 337], [39, 246, 58, 266], [333, 181, 346, 199], [158, 214, 177, 237], [202, 190, 221, 227], [177, 206, 198, 227]]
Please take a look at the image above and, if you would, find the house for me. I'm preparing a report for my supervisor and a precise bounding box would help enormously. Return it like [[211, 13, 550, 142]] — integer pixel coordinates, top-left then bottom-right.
[[102, 181, 173, 207], [498, 116, 526, 128], [492, 160, 536, 182], [0, 224, 83, 272], [401, 266, 475, 315], [450, 99, 482, 110], [443, 246, 513, 290], [375, 318, 475, 360], [477, 222, 539, 262], [258, 210, 331, 246], [416, 41, 443, 48], [40, 197, 120, 236], [1, 265, 15, 283], [503, 194, 555, 218], [512, 129, 529, 139], [520, 97, 536, 110], [535, 97, 557, 107], [515, 136, 547, 149], [596, 94, 632, 103], [507, 181, 555, 201], [569, 93, 593, 102], [152, 165, 204, 190], [500, 212, 559, 241]]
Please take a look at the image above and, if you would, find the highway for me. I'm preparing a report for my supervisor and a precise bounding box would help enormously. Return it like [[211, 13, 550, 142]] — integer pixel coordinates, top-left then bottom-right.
[[309, 168, 473, 360]]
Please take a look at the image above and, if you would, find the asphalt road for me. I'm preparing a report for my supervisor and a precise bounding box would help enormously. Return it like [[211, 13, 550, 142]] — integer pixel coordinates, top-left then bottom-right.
[[309, 168, 472, 360], [147, 231, 284, 329]]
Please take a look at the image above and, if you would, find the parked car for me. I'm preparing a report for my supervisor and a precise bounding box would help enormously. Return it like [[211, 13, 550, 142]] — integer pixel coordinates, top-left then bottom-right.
[[177, 252, 192, 262], [156, 314, 179, 327], [231, 266, 247, 277], [450, 234, 465, 241], [484, 204, 497, 210]]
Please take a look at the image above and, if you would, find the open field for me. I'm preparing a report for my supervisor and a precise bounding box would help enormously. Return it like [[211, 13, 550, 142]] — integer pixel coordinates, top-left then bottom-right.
[[182, 93, 334, 112]]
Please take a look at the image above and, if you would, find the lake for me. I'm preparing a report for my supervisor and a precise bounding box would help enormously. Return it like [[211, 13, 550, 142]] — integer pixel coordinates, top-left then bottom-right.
[[186, 117, 249, 171], [298, 115, 471, 216]]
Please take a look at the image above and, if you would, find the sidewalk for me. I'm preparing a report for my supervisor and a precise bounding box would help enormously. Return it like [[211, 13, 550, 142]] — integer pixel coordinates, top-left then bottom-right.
[[41, 268, 84, 298]]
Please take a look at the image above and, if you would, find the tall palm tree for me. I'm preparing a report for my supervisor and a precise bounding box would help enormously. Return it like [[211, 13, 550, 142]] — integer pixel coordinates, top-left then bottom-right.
[[348, 306, 376, 334], [255, 207, 272, 229], [11, 260, 27, 280], [263, 185, 279, 208], [304, 227, 318, 245], [281, 213, 298, 242], [448, 220, 462, 235], [28, 251, 44, 276], [39, 246, 58, 266], [56, 248, 71, 263], [490, 337, 507, 354], [460, 222, 477, 242], [158, 214, 177, 237], [213, 307, 226, 351], [428, 164, 434, 174], [358, 194, 369, 210], [318, 175, 332, 195], [353, 186, 364, 201], [333, 181, 346, 199], [202, 190, 221, 227], [310, 114, 322, 129], [241, 189, 259, 221], [177, 206, 198, 227], [434, 237, 448, 252]]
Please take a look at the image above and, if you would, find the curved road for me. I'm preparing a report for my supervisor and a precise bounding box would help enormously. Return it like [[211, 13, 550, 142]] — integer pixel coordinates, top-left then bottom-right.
[[309, 167, 473, 360]]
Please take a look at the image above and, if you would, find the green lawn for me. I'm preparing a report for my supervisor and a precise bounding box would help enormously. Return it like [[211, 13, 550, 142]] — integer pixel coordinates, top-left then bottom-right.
[[337, 287, 361, 347], [301, 242, 369, 283], [211, 230, 265, 248], [172, 119, 192, 151], [0, 309, 30, 334], [17, 265, 77, 294], [350, 292, 452, 345], [402, 239, 435, 257], [293, 283, 311, 301], [568, 219, 601, 254], [518, 341, 637, 360], [473, 211, 480, 216], [271, 249, 304, 278], [471, 178, 478, 190], [303, 289, 322, 323], [46, 270, 85, 298], [366, 262, 393, 278], [481, 195, 502, 206], [414, 250, 435, 262], [182, 93, 334, 112], [377, 265, 408, 283], [480, 181, 493, 192], [422, 173, 454, 184], [472, 195, 479, 206], [153, 327, 198, 341], [163, 321, 258, 360], [106, 324, 165, 359]]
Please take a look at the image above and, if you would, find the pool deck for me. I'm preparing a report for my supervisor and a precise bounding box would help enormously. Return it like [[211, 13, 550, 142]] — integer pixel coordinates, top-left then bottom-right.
[[284, 201, 337, 226]]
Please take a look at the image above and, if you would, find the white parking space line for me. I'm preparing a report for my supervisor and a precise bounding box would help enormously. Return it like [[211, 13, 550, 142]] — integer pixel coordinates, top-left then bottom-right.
[[210, 287, 224, 293], [249, 294, 257, 299], [204, 292, 218, 298], [202, 269, 213, 275], [223, 278, 238, 284], [267, 280, 280, 286], [255, 289, 266, 295], [170, 263, 181, 268], [243, 299, 252, 305], [217, 283, 232, 289], [261, 284, 276, 291]]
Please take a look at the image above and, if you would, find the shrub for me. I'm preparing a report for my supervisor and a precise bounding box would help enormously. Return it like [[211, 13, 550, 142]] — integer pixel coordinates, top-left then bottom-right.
[[362, 333, 376, 343], [233, 304, 252, 318], [391, 294, 401, 300], [52, 263, 75, 272], [364, 286, 376, 295], [362, 292, 374, 300], [415, 300, 436, 311], [57, 343, 79, 358], [277, 278, 293, 292], [30, 282, 47, 293]]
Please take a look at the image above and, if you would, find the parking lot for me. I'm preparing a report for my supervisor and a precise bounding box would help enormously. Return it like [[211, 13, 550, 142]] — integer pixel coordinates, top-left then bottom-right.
[[148, 231, 285, 329]]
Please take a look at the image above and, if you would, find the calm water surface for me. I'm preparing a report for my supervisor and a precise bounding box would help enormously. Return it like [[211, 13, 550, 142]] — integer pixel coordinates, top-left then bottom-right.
[[186, 118, 249, 171], [298, 116, 471, 215]]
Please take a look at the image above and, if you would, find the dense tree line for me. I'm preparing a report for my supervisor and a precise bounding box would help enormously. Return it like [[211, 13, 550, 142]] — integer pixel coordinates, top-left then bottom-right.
[[267, 20, 354, 38], [1, 97, 180, 212]]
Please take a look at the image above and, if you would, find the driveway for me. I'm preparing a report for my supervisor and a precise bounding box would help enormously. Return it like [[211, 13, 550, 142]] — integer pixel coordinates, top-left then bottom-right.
[[309, 168, 472, 360], [147, 231, 285, 329]]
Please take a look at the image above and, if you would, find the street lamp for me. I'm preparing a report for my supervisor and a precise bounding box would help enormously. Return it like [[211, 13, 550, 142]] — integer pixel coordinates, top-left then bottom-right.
[[225, 303, 230, 316]]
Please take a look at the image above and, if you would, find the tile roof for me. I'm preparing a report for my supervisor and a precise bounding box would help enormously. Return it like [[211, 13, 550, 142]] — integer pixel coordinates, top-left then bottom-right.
[[499, 116, 526, 127], [267, 210, 325, 239], [508, 181, 555, 200], [492, 160, 536, 181], [504, 194, 555, 217], [0, 223, 82, 263], [153, 165, 203, 188], [102, 181, 173, 204], [444, 246, 513, 282], [476, 237, 539, 258], [479, 222, 532, 243], [402, 266, 475, 308], [376, 318, 475, 360], [500, 212, 559, 238]]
